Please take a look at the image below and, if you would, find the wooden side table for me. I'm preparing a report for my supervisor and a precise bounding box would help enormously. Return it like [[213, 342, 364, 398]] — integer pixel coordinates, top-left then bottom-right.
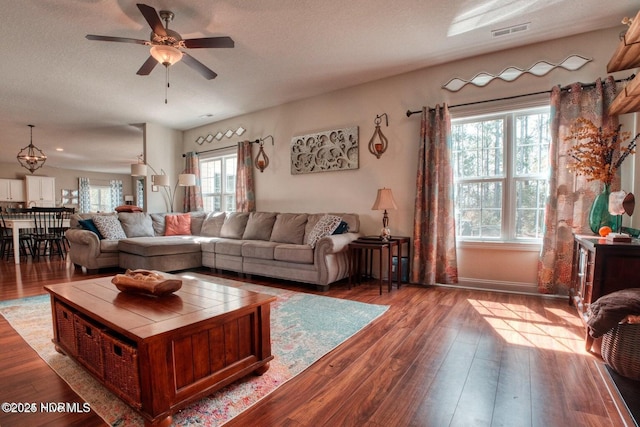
[[348, 236, 410, 295]]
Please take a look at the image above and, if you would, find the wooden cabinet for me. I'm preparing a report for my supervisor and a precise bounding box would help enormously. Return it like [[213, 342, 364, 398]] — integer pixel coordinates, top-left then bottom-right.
[[25, 176, 55, 207], [570, 235, 640, 323], [0, 179, 25, 202]]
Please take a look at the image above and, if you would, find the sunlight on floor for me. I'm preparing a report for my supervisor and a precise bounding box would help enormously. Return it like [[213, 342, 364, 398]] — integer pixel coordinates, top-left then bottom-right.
[[468, 298, 585, 353]]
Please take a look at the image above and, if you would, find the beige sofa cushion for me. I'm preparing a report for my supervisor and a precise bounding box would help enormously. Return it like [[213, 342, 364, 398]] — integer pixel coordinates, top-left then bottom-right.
[[274, 244, 314, 264], [200, 212, 226, 237], [118, 212, 154, 237], [189, 211, 208, 235], [215, 239, 245, 256], [150, 213, 167, 236], [270, 213, 308, 244], [220, 212, 249, 239], [118, 236, 201, 257], [242, 241, 279, 260], [242, 212, 277, 240]]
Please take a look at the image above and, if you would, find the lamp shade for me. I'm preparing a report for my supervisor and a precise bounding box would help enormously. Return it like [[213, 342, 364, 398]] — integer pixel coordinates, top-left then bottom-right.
[[178, 173, 196, 186], [371, 188, 398, 211], [131, 163, 147, 176], [150, 45, 183, 66], [152, 174, 170, 186]]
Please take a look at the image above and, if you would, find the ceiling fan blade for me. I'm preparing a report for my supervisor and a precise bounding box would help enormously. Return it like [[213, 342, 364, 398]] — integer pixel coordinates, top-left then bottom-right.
[[136, 56, 158, 76], [136, 3, 167, 37], [181, 53, 217, 80], [183, 36, 235, 49], [86, 34, 148, 45]]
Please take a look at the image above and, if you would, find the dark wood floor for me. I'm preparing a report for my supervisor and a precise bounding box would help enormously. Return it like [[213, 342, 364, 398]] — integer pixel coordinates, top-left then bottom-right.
[[0, 257, 631, 427]]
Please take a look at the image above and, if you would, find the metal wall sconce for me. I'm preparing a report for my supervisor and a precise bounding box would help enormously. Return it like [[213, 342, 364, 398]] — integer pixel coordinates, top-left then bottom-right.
[[368, 113, 389, 159], [254, 135, 274, 173]]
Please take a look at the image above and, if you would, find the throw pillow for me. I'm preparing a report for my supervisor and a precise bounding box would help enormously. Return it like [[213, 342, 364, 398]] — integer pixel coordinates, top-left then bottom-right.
[[242, 212, 278, 241], [332, 220, 349, 234], [200, 212, 226, 237], [165, 213, 192, 236], [92, 215, 127, 240], [220, 212, 250, 239], [270, 213, 308, 244], [78, 219, 103, 239], [118, 212, 154, 237], [306, 214, 342, 248], [114, 205, 143, 213]]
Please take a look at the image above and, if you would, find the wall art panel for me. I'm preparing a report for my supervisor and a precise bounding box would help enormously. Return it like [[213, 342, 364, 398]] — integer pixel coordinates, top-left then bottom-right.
[[290, 126, 359, 175]]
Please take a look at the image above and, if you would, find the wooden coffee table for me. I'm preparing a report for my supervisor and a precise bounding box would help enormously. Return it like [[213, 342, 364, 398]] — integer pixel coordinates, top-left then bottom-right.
[[44, 275, 276, 427]]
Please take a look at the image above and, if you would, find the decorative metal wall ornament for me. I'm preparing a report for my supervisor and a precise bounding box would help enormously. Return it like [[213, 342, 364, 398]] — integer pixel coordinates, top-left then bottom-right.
[[195, 126, 245, 145], [442, 54, 592, 92], [254, 135, 274, 173], [17, 124, 47, 174], [368, 113, 389, 159], [290, 127, 359, 175]]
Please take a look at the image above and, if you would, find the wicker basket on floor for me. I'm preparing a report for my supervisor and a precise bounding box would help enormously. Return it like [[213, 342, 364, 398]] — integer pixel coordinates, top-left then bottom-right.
[[601, 322, 640, 381]]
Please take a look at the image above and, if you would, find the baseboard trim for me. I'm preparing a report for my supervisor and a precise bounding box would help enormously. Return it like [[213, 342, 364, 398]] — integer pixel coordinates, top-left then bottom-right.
[[435, 278, 565, 298]]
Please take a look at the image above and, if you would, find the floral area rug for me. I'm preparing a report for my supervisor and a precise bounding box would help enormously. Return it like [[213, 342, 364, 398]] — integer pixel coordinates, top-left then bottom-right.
[[0, 274, 388, 426]]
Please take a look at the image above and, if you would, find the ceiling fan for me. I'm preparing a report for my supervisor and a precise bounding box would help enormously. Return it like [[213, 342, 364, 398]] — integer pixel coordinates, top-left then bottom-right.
[[86, 3, 234, 80]]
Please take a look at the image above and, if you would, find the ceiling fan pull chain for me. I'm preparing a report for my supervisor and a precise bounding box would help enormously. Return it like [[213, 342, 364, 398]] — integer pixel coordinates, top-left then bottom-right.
[[165, 66, 170, 104]]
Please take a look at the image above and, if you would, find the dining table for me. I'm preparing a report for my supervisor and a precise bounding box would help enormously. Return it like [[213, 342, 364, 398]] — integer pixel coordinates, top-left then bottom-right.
[[4, 217, 71, 264]]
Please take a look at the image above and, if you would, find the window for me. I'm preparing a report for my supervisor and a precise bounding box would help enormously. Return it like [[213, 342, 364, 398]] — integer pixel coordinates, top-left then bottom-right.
[[451, 107, 550, 241], [89, 185, 112, 212], [200, 152, 237, 212]]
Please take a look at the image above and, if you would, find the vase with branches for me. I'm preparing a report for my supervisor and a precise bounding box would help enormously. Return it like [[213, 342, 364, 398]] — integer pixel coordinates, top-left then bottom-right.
[[566, 118, 639, 233]]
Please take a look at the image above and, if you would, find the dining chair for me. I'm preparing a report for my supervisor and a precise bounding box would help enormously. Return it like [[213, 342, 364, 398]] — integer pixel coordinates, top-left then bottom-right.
[[0, 210, 33, 260], [31, 207, 71, 259]]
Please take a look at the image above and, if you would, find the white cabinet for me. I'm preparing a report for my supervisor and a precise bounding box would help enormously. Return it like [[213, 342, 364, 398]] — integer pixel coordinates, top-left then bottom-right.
[[25, 176, 56, 207], [0, 179, 25, 202]]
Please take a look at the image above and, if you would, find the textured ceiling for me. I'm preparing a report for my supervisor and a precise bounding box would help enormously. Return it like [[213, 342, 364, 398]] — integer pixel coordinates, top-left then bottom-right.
[[0, 0, 636, 174]]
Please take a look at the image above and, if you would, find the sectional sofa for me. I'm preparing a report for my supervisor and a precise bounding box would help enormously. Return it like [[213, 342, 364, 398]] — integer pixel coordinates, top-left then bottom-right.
[[65, 211, 360, 290]]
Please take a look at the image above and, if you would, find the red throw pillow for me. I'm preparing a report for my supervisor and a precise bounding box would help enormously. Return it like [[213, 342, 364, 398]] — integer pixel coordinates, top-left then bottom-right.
[[165, 213, 192, 236]]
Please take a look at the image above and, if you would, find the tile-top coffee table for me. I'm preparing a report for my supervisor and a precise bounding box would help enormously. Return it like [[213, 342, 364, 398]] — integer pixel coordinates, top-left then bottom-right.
[[45, 274, 276, 427]]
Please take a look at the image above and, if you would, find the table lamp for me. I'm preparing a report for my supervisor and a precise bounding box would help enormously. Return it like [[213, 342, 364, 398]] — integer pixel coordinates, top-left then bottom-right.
[[371, 187, 398, 241]]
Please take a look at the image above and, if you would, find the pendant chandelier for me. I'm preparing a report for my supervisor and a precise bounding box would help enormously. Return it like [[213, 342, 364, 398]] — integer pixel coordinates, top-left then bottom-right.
[[17, 124, 47, 174]]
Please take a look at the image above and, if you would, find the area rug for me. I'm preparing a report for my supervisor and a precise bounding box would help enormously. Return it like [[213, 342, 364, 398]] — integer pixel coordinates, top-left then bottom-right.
[[0, 275, 388, 426]]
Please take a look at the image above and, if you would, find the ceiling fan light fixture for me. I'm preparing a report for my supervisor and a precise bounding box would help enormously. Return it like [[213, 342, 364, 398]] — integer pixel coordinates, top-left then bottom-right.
[[150, 45, 183, 66]]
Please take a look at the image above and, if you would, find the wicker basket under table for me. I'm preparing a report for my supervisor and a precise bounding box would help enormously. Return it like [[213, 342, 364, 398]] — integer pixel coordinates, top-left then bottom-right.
[[601, 322, 640, 381]]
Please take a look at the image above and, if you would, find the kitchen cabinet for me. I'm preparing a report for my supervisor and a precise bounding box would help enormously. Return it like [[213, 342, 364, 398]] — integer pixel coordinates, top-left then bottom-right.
[[0, 179, 25, 202], [25, 176, 56, 207]]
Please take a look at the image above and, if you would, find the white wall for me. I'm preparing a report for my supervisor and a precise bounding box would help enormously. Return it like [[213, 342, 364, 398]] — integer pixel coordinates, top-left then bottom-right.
[[183, 27, 637, 294], [144, 123, 183, 213]]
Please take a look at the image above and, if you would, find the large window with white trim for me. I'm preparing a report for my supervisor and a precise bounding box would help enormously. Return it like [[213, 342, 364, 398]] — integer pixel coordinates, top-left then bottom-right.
[[89, 185, 112, 212], [451, 107, 550, 241], [200, 152, 237, 212]]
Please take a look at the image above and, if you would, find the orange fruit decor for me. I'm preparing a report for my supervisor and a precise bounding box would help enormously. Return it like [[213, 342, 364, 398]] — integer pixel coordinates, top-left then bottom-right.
[[599, 226, 612, 237]]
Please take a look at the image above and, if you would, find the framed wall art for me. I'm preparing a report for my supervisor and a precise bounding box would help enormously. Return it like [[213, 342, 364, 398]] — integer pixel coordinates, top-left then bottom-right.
[[290, 126, 359, 175]]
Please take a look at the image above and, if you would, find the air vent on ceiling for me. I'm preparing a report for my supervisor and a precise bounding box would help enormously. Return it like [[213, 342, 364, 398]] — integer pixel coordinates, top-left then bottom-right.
[[492, 22, 530, 38]]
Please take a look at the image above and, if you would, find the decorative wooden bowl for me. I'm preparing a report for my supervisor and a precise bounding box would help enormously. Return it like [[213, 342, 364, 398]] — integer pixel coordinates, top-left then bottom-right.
[[111, 269, 182, 296]]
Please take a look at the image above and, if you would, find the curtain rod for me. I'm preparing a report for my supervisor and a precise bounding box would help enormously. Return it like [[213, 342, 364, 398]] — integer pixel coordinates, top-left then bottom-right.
[[405, 75, 634, 117], [182, 139, 260, 157]]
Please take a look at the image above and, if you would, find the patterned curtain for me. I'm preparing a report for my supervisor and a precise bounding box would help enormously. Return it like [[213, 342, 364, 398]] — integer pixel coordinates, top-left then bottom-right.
[[110, 179, 123, 210], [537, 77, 619, 294], [236, 140, 256, 212], [78, 177, 91, 213], [412, 105, 458, 285], [183, 151, 203, 212]]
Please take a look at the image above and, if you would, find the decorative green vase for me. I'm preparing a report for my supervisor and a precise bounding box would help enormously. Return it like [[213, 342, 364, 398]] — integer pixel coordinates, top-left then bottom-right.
[[589, 184, 615, 234]]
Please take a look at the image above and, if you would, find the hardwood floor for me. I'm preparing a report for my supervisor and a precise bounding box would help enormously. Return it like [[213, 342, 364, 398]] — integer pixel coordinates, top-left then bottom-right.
[[0, 258, 629, 427]]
